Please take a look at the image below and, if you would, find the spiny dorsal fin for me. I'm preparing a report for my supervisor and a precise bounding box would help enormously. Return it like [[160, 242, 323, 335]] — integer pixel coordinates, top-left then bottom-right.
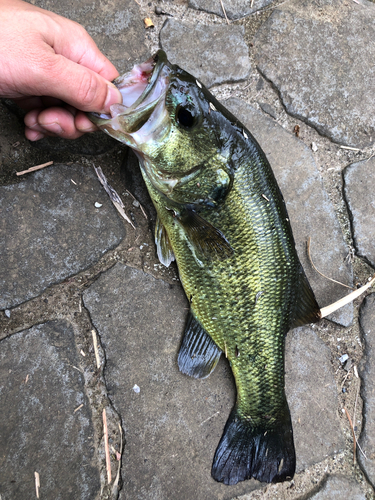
[[155, 216, 175, 267], [290, 268, 321, 329], [178, 312, 222, 379], [177, 209, 233, 260]]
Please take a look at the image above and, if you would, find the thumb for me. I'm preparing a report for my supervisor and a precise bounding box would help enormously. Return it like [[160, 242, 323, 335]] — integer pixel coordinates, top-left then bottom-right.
[[38, 53, 122, 113]]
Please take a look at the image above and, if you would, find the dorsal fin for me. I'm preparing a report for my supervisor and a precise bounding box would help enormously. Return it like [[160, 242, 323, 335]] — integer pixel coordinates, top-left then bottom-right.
[[178, 312, 222, 379], [155, 216, 175, 267], [177, 209, 233, 260], [290, 268, 321, 329]]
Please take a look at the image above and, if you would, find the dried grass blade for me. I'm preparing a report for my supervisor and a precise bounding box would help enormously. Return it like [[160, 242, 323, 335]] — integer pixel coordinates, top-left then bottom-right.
[[320, 274, 375, 318], [94, 166, 135, 228], [307, 237, 353, 289]]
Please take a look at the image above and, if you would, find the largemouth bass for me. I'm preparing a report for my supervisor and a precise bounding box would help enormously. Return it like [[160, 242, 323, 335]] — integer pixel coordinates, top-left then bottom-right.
[[89, 51, 321, 485]]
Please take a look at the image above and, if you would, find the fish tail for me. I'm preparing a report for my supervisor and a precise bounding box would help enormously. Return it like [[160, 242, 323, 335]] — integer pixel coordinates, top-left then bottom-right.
[[211, 406, 295, 485]]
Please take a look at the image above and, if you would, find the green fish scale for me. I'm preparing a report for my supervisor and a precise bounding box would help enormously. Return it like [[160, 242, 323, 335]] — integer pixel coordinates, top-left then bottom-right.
[[154, 150, 299, 429]]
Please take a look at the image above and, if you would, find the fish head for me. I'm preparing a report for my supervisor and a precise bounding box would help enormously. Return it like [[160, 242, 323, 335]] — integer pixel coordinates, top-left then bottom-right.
[[88, 51, 233, 205]]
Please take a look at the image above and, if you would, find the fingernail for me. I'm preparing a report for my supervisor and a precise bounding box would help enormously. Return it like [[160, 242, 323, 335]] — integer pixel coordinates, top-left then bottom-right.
[[28, 131, 45, 141], [104, 84, 122, 112]]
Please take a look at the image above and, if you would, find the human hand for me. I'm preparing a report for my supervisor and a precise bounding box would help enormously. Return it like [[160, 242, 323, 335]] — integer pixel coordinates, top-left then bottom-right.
[[0, 0, 121, 140]]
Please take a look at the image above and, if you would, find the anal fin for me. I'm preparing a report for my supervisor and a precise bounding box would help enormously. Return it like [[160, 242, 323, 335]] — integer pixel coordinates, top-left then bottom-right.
[[178, 312, 222, 379]]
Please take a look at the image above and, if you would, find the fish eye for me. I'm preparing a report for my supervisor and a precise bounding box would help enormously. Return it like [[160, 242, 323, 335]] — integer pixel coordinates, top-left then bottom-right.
[[176, 105, 196, 128]]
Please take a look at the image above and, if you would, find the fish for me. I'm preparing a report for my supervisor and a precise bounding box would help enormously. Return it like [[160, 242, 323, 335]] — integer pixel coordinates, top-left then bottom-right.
[[88, 50, 322, 485]]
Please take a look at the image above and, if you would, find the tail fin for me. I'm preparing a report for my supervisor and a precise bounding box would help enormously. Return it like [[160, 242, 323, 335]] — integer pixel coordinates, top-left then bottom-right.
[[211, 407, 295, 485]]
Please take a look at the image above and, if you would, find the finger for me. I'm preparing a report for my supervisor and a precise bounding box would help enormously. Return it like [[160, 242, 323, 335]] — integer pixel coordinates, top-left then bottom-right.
[[37, 106, 87, 139], [25, 106, 87, 139], [34, 51, 122, 113], [25, 128, 46, 141], [15, 96, 64, 111], [74, 111, 99, 133], [45, 17, 119, 82]]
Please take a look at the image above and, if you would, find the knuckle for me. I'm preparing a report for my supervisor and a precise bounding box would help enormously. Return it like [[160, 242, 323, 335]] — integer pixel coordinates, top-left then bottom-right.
[[76, 71, 98, 107]]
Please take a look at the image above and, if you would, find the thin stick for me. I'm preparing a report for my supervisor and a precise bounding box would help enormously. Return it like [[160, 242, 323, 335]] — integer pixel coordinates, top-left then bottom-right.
[[307, 237, 353, 289], [320, 274, 375, 318], [340, 145, 362, 151], [353, 379, 360, 438], [103, 409, 112, 484], [34, 471, 40, 499], [16, 161, 53, 176], [92, 329, 101, 369], [219, 0, 230, 24], [74, 404, 84, 413], [112, 424, 123, 495], [344, 407, 356, 464]]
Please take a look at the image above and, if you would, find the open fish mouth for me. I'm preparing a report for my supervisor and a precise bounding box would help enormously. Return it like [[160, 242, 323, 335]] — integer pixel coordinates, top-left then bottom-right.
[[89, 50, 171, 145]]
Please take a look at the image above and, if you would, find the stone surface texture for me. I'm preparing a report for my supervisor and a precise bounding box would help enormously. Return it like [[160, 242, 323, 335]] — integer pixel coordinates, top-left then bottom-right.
[[343, 158, 375, 268], [83, 264, 344, 499], [254, 0, 375, 148], [308, 474, 366, 499], [285, 327, 344, 471], [358, 294, 375, 487], [0, 321, 100, 499], [0, 164, 125, 309], [160, 19, 251, 88], [188, 0, 274, 19], [225, 98, 353, 326]]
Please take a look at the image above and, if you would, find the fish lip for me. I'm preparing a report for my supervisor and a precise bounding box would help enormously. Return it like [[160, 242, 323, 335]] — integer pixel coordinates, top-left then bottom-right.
[[89, 50, 169, 123], [125, 50, 169, 112]]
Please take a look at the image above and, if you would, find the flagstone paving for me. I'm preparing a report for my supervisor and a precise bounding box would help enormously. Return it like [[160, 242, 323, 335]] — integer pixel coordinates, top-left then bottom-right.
[[1, 0, 375, 499]]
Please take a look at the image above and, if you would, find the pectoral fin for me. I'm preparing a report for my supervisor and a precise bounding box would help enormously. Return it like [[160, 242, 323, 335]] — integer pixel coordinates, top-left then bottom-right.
[[178, 312, 222, 379], [155, 216, 175, 267], [177, 209, 233, 260]]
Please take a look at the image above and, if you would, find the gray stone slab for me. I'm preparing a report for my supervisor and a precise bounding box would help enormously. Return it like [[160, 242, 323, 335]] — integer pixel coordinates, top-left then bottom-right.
[[0, 320, 100, 500], [308, 475, 365, 499], [358, 293, 375, 487], [188, 0, 274, 20], [225, 98, 353, 326], [33, 0, 149, 71], [343, 158, 375, 268], [0, 164, 125, 309], [254, 0, 375, 149], [285, 327, 345, 472], [160, 19, 251, 88], [83, 263, 344, 498]]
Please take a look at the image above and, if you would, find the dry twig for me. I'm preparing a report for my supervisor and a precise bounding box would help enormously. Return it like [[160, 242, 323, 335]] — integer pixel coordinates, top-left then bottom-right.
[[103, 409, 112, 484], [34, 471, 40, 499], [92, 329, 101, 369], [16, 161, 53, 176]]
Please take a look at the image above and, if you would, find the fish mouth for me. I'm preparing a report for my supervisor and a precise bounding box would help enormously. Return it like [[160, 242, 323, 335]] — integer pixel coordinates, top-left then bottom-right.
[[88, 50, 171, 145]]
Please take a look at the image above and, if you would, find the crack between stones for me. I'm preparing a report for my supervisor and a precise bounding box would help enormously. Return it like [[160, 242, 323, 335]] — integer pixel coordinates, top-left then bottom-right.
[[81, 299, 125, 500]]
